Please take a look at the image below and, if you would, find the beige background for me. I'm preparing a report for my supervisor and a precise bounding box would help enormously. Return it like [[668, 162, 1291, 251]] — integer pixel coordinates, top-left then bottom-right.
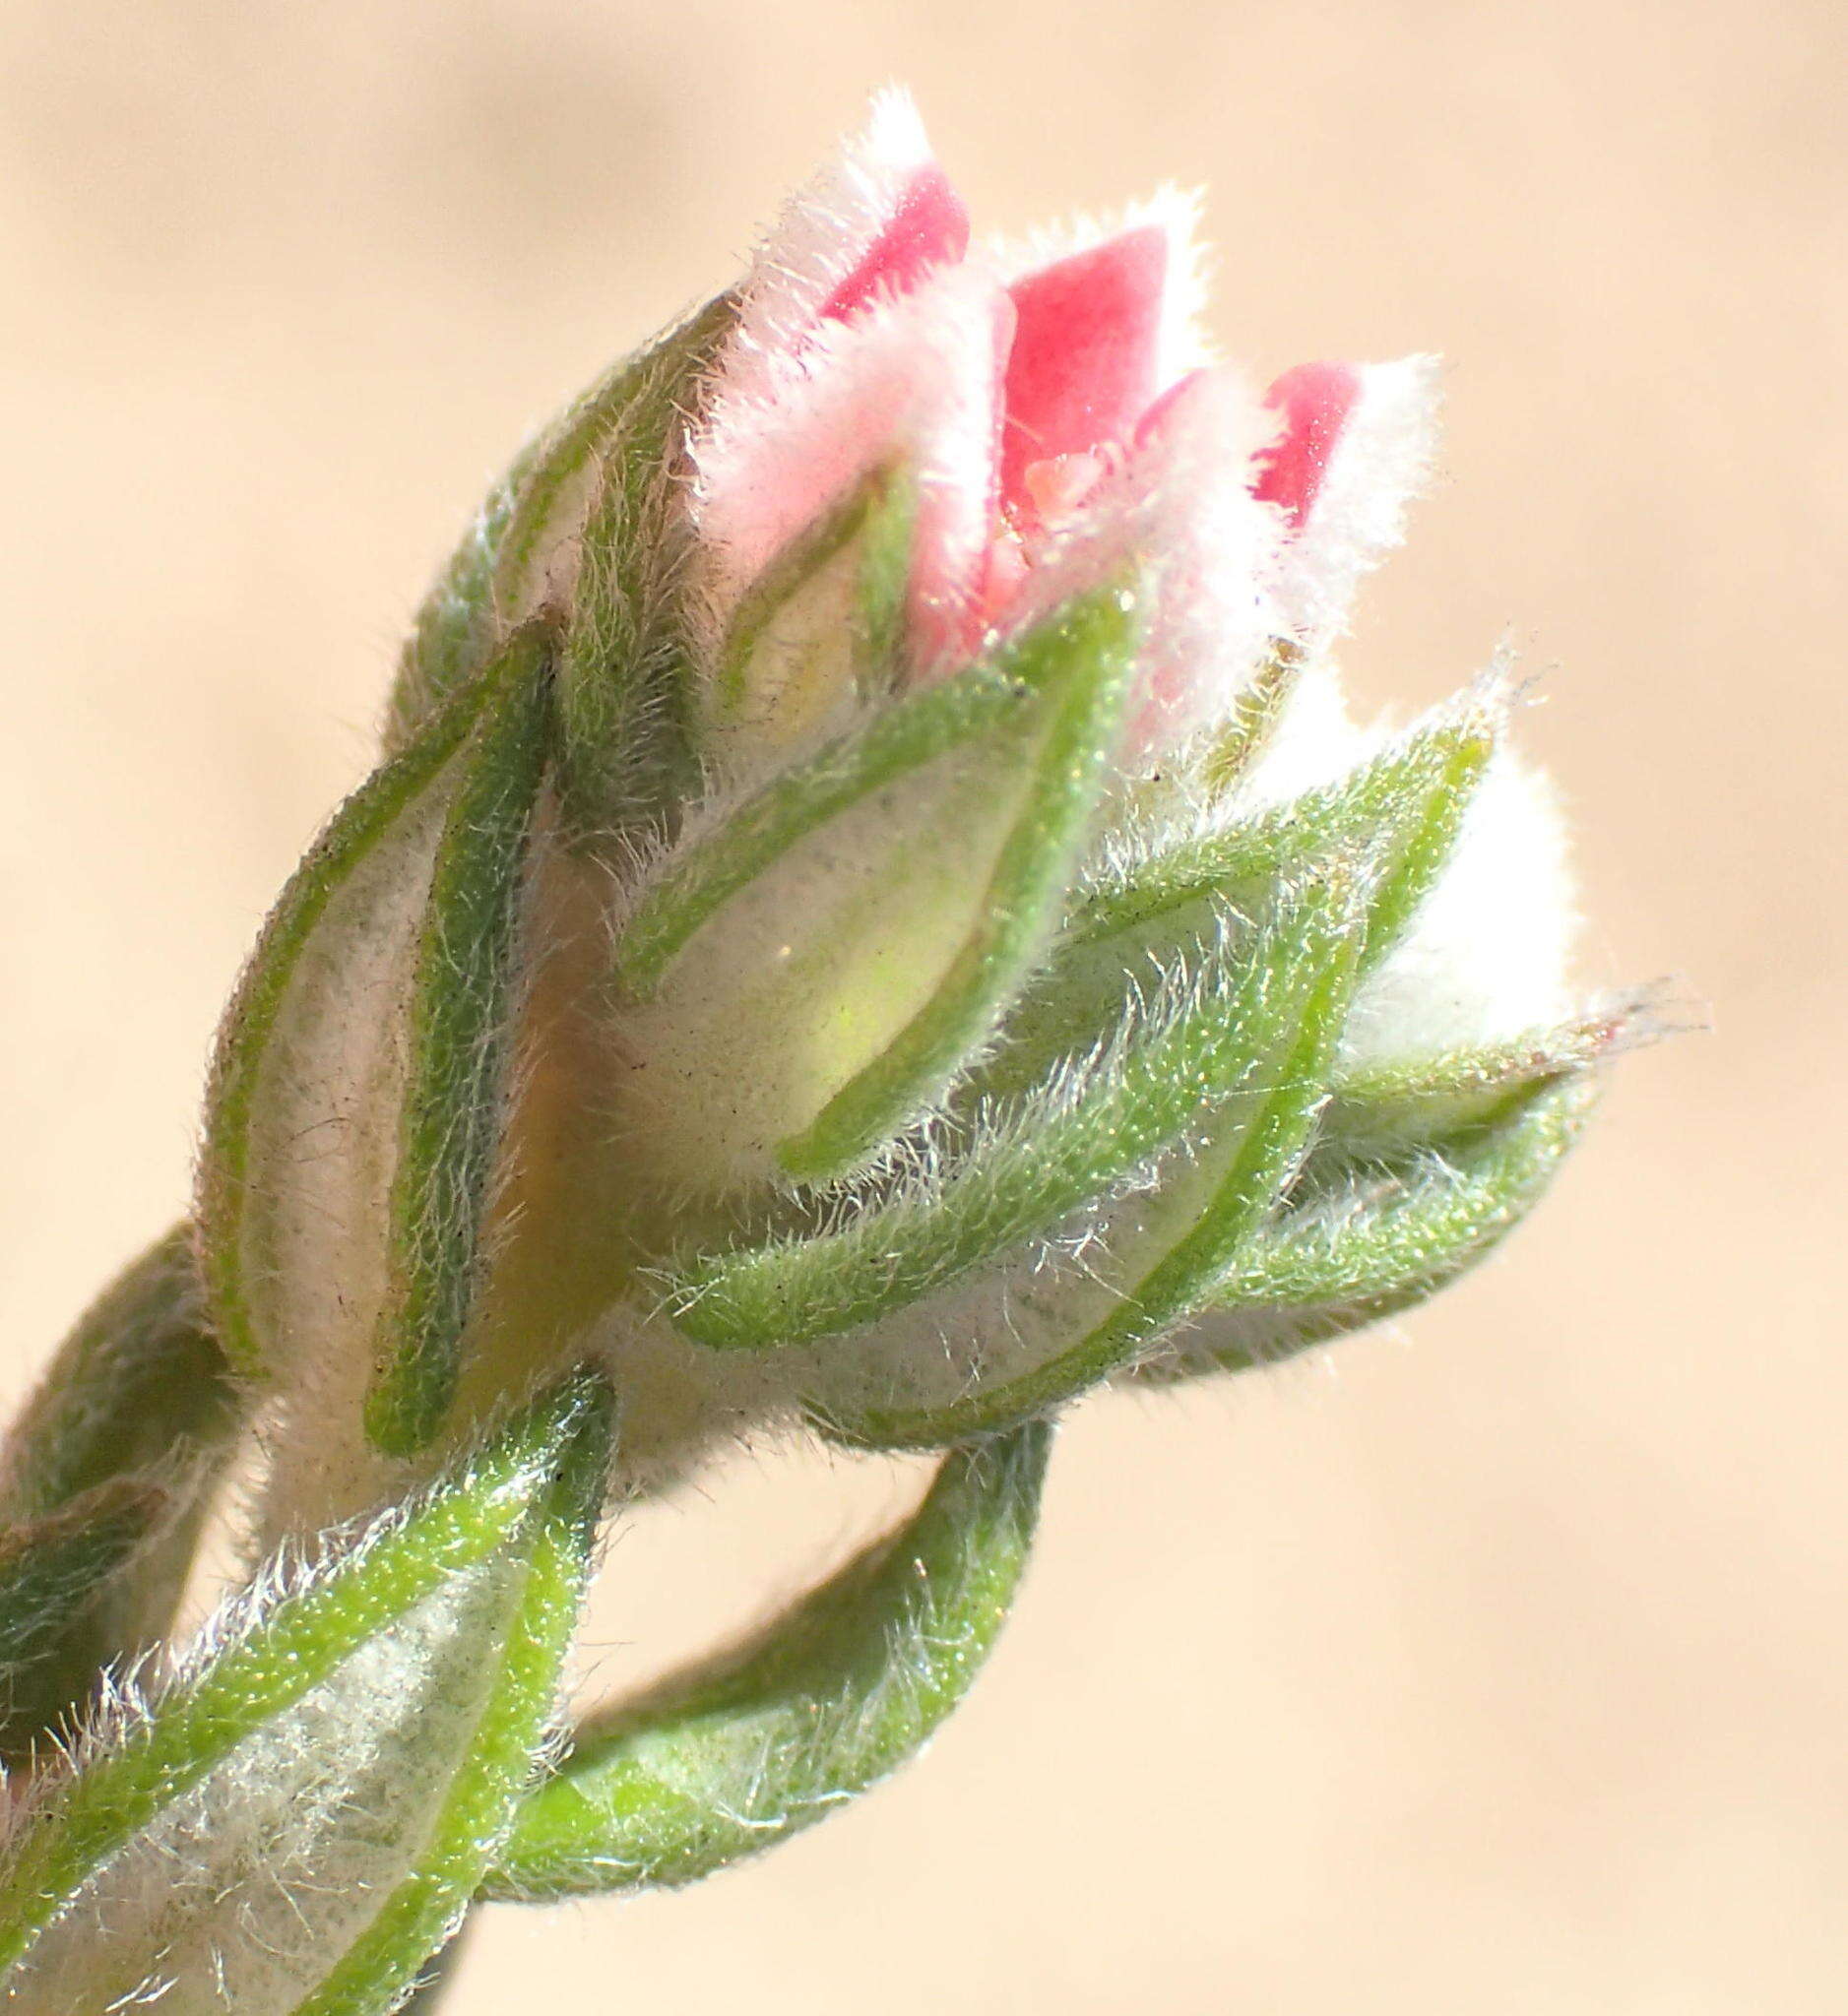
[[0, 0, 1841, 2008]]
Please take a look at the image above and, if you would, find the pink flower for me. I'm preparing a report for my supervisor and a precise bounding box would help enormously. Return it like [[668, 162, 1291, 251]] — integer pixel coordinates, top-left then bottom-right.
[[689, 91, 1439, 766]]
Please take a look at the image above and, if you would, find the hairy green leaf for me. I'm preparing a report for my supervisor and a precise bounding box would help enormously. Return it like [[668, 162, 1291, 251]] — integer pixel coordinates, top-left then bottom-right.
[[669, 907, 1329, 1352], [0, 1227, 239, 1754], [484, 1421, 1048, 1899], [1074, 700, 1495, 956], [364, 638, 552, 1458], [973, 698, 1497, 1113], [198, 644, 527, 1380], [797, 872, 1361, 1450], [1322, 997, 1655, 1158], [553, 294, 738, 830], [614, 611, 1086, 1005], [296, 1374, 612, 2016], [0, 1370, 608, 2005], [776, 586, 1140, 1181], [387, 294, 734, 751], [1217, 1075, 1596, 1318]]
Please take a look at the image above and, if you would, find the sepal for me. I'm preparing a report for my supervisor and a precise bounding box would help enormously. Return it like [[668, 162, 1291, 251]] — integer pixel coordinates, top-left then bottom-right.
[[607, 585, 1140, 1196], [1074, 690, 1497, 961], [613, 627, 1051, 1003], [974, 689, 1496, 1107], [200, 646, 524, 1382], [774, 584, 1139, 1180], [1140, 1074, 1599, 1382], [1323, 992, 1666, 1157], [200, 628, 554, 1530], [551, 293, 738, 831], [0, 1480, 172, 1760], [667, 896, 1350, 1352], [365, 638, 552, 1457]]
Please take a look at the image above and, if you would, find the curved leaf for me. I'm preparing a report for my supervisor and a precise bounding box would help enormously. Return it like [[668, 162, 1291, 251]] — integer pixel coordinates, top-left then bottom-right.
[[484, 1420, 1048, 1899], [795, 873, 1361, 1450]]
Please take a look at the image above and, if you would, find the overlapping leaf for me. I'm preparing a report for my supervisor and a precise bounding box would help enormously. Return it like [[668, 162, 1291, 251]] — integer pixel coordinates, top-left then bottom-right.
[[0, 1369, 612, 2015]]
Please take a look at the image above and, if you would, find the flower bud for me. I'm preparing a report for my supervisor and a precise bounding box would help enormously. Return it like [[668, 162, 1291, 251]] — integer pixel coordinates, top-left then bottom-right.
[[198, 92, 1643, 1530]]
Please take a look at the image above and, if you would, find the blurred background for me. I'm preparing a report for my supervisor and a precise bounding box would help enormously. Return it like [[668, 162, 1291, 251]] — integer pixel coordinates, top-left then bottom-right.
[[0, 0, 1840, 2008]]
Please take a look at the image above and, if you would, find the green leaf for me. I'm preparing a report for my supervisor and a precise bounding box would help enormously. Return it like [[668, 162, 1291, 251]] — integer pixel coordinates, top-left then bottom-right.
[[2, 1226, 235, 1525], [1121, 1283, 1441, 1388], [199, 641, 527, 1381], [705, 469, 889, 726], [0, 1370, 612, 2014], [483, 1420, 1049, 1899], [850, 470, 921, 700], [613, 618, 1077, 1005], [1075, 698, 1495, 957], [552, 292, 739, 831], [1321, 996, 1657, 1159], [0, 1480, 170, 1755], [668, 904, 1333, 1352], [971, 697, 1498, 1112], [364, 636, 552, 1458], [776, 585, 1140, 1182], [693, 466, 924, 784], [296, 1374, 612, 2016], [0, 1227, 240, 1755], [1196, 638, 1301, 797], [1214, 1075, 1597, 1321], [0, 1481, 164, 1671], [386, 293, 734, 753], [796, 871, 1362, 1450], [1128, 1074, 1598, 1388]]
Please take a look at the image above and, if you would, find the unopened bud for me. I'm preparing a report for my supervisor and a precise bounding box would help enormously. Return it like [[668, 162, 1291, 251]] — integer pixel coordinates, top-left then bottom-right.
[[197, 90, 1634, 1532]]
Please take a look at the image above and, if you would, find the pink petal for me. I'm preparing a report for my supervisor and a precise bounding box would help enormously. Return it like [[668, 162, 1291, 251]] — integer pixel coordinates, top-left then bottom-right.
[[999, 225, 1170, 518], [1252, 361, 1363, 527], [691, 268, 1009, 680], [998, 365, 1284, 758], [720, 93, 966, 417], [1265, 355, 1441, 648], [1117, 366, 1286, 751], [819, 163, 970, 324]]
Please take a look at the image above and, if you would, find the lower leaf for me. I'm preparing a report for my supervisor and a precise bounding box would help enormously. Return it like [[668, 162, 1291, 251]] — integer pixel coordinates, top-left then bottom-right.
[[0, 1225, 240, 1757], [0, 1368, 612, 2014], [483, 1420, 1049, 1898]]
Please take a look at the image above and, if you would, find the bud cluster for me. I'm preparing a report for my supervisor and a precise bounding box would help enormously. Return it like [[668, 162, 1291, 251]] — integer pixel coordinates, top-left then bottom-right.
[[0, 94, 1651, 2013], [192, 90, 1642, 1531]]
